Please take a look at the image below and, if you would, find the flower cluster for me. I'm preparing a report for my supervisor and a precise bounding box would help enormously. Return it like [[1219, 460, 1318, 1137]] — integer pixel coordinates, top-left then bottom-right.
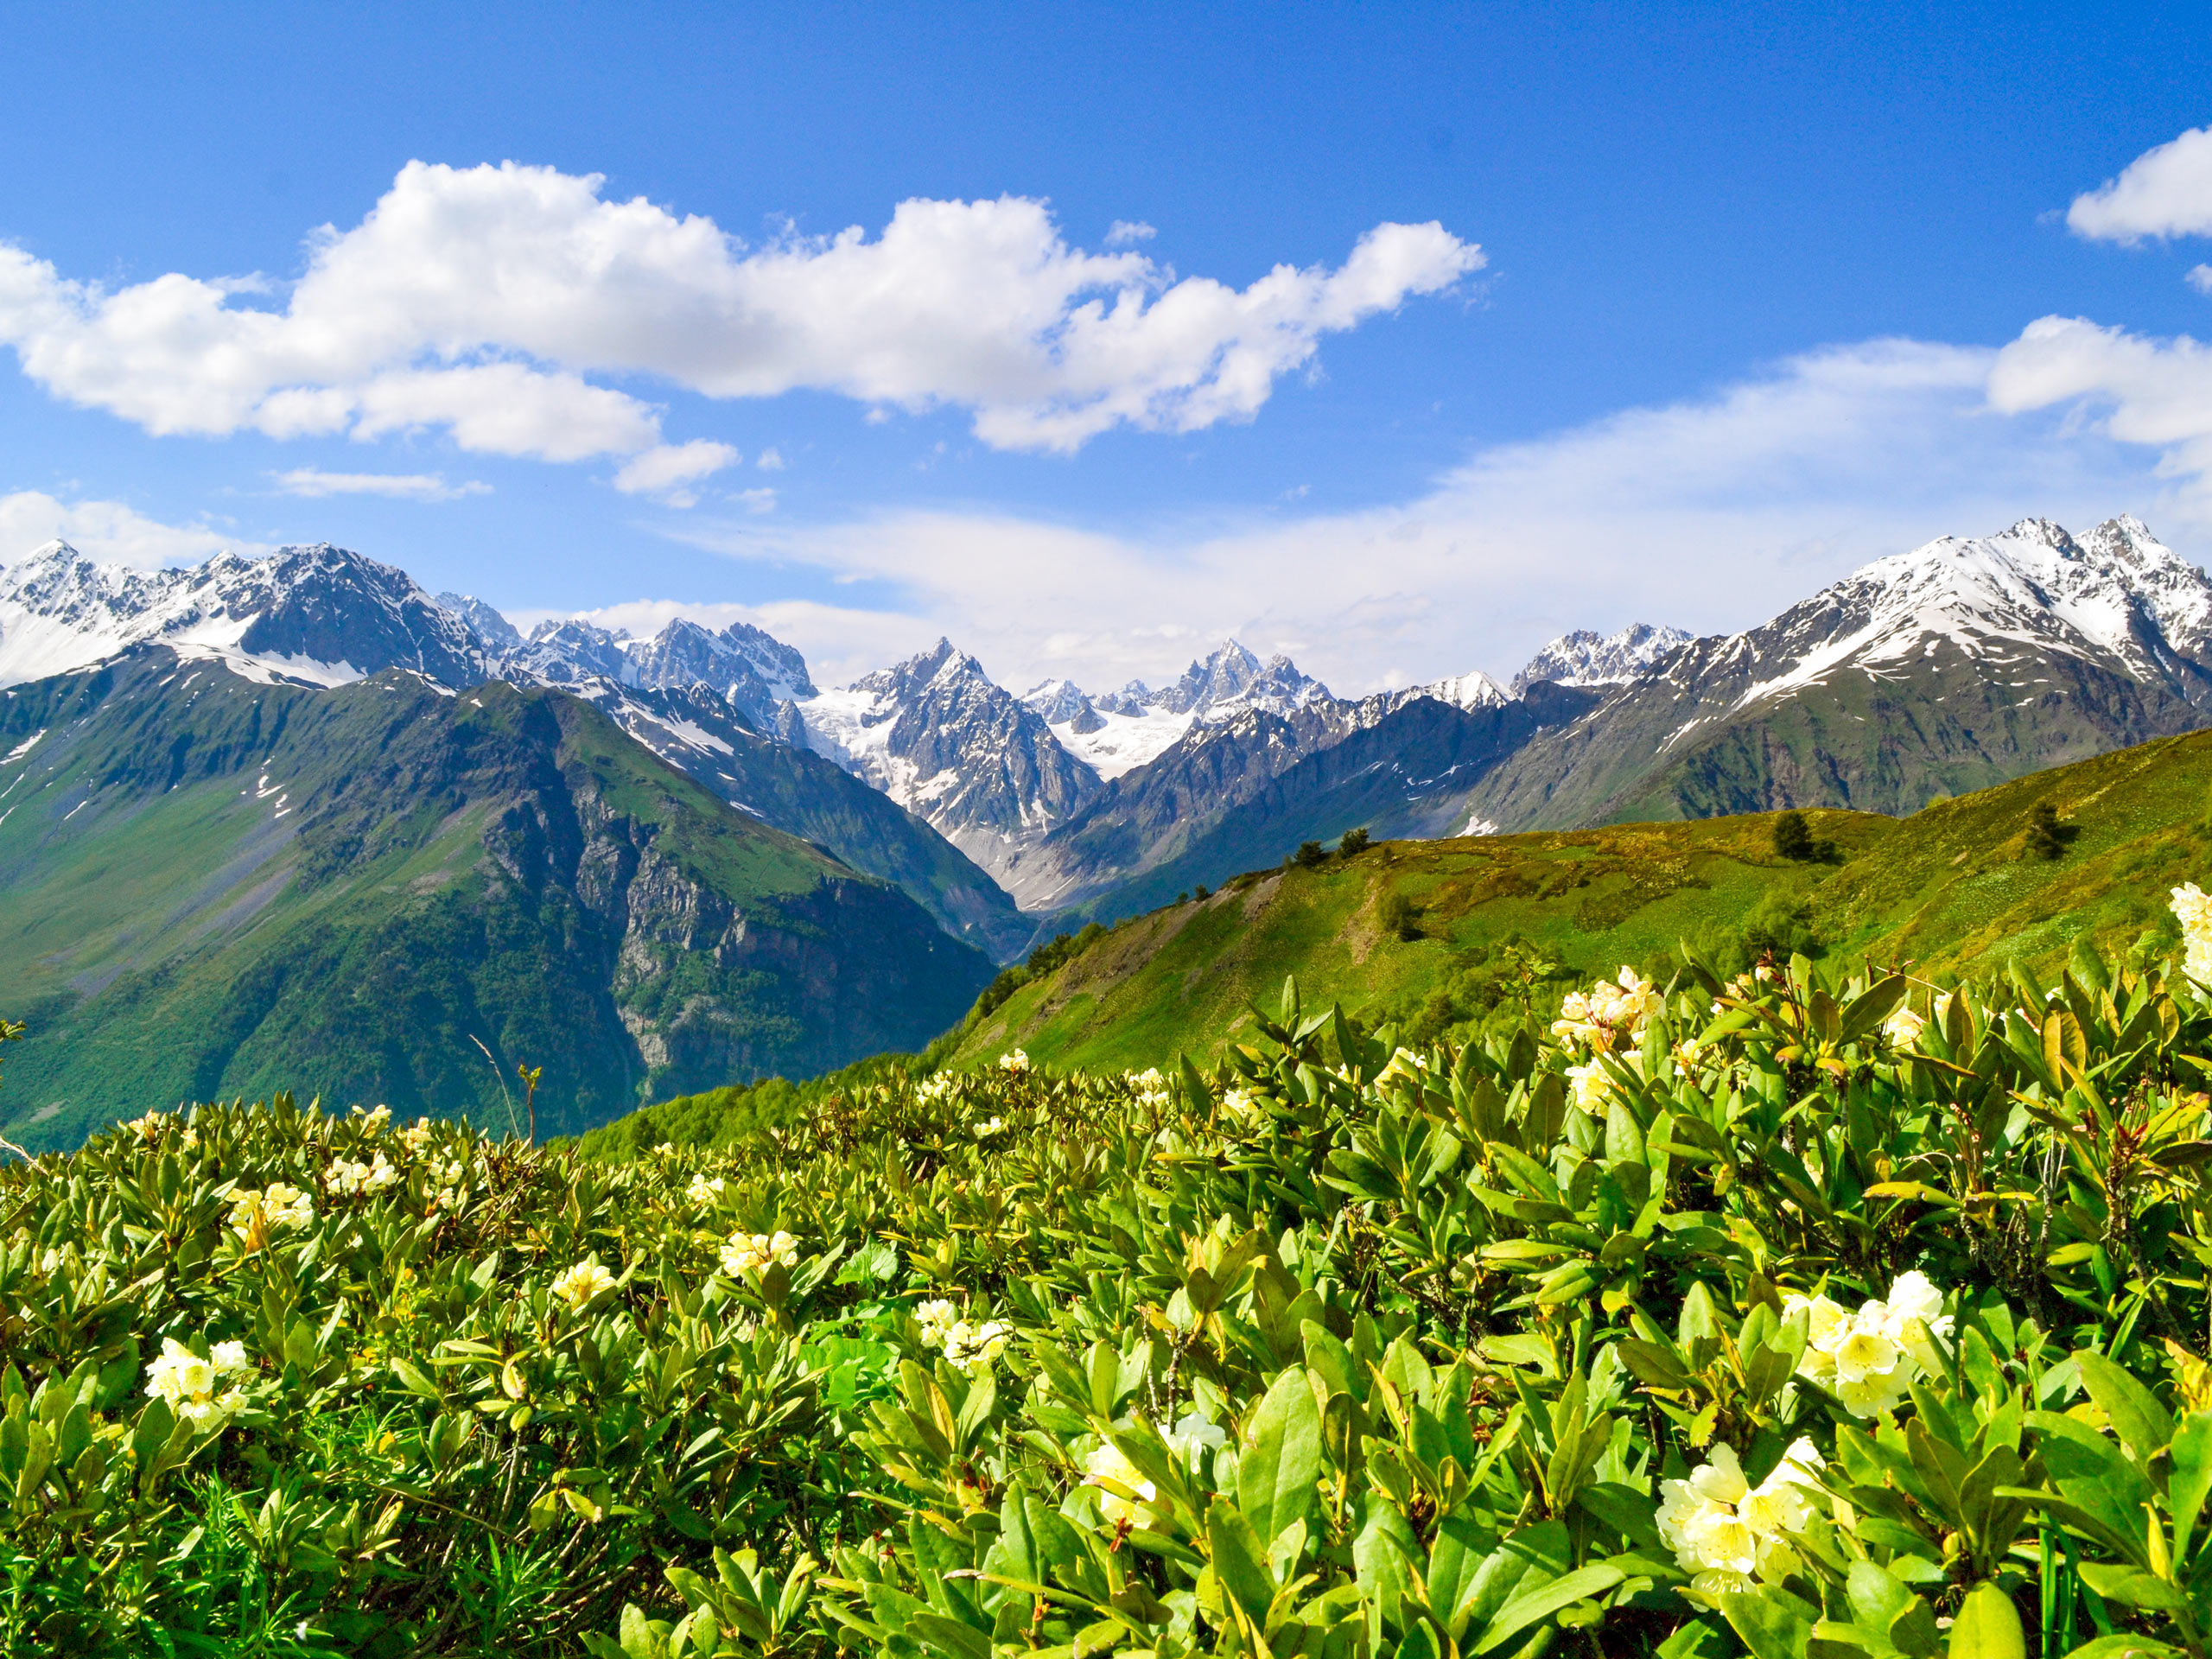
[[1881, 1004, 1925, 1048], [228, 1183, 314, 1245], [1553, 967, 1662, 1052], [1083, 1440, 1157, 1527], [1565, 1058, 1612, 1116], [721, 1230, 799, 1278], [1783, 1269, 1952, 1416], [996, 1049, 1031, 1074], [2176, 883, 2212, 992], [916, 1298, 1012, 1374], [400, 1117, 435, 1153], [353, 1104, 391, 1134], [972, 1116, 1007, 1139], [1656, 1439, 1825, 1578], [146, 1336, 255, 1433], [329, 1152, 400, 1196], [685, 1173, 726, 1206], [1376, 1048, 1433, 1090], [915, 1073, 956, 1104], [1128, 1067, 1173, 1111], [550, 1259, 617, 1312]]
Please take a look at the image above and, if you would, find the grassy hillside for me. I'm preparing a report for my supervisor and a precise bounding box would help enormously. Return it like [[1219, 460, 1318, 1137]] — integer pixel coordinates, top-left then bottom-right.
[[954, 807, 1892, 1071], [0, 651, 990, 1149], [952, 727, 2212, 1073]]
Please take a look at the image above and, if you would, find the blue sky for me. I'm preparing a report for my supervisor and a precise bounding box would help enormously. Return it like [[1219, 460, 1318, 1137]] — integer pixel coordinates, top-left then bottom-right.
[[3, 1, 2212, 692]]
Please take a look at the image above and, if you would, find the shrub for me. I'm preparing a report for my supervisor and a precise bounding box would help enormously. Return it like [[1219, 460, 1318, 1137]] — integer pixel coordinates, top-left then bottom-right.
[[1771, 808, 1816, 860], [1290, 840, 1327, 869], [1338, 826, 1370, 856], [2024, 799, 2075, 860], [1380, 890, 1422, 941], [9, 890, 2212, 1658]]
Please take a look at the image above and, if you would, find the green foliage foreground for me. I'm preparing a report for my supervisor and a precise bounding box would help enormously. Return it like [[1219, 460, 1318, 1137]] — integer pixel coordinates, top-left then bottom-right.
[[10, 899, 2212, 1657]]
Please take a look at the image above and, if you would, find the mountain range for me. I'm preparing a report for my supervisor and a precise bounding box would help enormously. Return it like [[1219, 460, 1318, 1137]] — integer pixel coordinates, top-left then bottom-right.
[[3, 510, 2209, 1140]]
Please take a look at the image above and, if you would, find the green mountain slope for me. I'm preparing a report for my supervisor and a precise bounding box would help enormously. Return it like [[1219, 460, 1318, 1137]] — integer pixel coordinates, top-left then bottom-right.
[[949, 727, 2212, 1074], [0, 650, 992, 1149]]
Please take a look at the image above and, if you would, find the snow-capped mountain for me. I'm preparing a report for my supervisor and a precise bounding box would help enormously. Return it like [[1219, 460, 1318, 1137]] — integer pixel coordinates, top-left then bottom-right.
[[798, 639, 1101, 895], [1509, 623, 1693, 695], [1463, 516, 2212, 830], [0, 541, 491, 689], [436, 592, 524, 652], [505, 613, 814, 731], [1020, 640, 1334, 780]]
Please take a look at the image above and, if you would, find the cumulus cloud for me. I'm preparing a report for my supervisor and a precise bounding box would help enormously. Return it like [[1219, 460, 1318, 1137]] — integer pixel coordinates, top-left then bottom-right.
[[1105, 220, 1156, 245], [612, 439, 739, 505], [1989, 315, 2212, 504], [2068, 125, 2212, 243], [270, 467, 490, 500], [0, 161, 1481, 461], [666, 336, 2166, 696], [0, 491, 258, 569]]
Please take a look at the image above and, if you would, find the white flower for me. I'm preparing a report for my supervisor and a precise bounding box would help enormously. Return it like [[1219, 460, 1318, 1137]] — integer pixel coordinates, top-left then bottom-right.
[[1783, 1271, 1951, 1416], [354, 1104, 391, 1134], [685, 1173, 726, 1206], [2175, 883, 2212, 991], [550, 1259, 617, 1311], [916, 1074, 955, 1103], [1881, 1005, 1926, 1048], [1221, 1087, 1262, 1121], [1565, 1059, 1612, 1116], [1657, 1440, 1824, 1579], [228, 1183, 314, 1243], [940, 1319, 1012, 1375], [329, 1153, 400, 1196], [146, 1335, 254, 1433], [1128, 1067, 1173, 1109], [915, 1298, 959, 1347], [1083, 1440, 1156, 1526], [972, 1116, 1007, 1139], [1553, 966, 1662, 1052], [720, 1230, 800, 1278], [996, 1049, 1031, 1074], [400, 1117, 435, 1153], [1162, 1412, 1229, 1473]]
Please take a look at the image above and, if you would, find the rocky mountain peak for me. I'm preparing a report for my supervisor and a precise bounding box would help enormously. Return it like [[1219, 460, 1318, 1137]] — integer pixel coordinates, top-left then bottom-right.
[[1510, 623, 1693, 695]]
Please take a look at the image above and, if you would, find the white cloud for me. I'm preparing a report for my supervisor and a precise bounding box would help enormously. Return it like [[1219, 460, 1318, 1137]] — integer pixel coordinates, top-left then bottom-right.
[[1105, 220, 1156, 245], [2189, 264, 2212, 296], [612, 439, 739, 506], [270, 467, 490, 500], [736, 487, 776, 514], [664, 337, 2170, 697], [1989, 315, 2212, 508], [754, 446, 785, 471], [2068, 125, 2212, 243], [0, 160, 1482, 461], [0, 491, 260, 569]]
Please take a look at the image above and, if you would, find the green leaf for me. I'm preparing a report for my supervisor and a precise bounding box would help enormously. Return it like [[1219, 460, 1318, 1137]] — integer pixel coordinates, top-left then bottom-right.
[[1713, 1582, 1821, 1659], [2075, 1350, 2174, 1465], [1943, 1583, 2024, 1658], [1206, 1496, 1276, 1625], [1469, 1564, 1624, 1655], [2169, 1410, 2212, 1565], [1238, 1366, 1322, 1547], [906, 1611, 993, 1659]]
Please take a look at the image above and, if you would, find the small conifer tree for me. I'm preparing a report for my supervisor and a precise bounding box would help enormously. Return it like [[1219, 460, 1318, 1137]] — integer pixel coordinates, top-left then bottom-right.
[[1772, 810, 1816, 861], [1339, 827, 1371, 856], [2024, 801, 2069, 860]]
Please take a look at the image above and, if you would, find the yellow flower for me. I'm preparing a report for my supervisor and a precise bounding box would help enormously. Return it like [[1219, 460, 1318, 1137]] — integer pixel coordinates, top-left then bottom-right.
[[1083, 1441, 1156, 1526], [550, 1259, 618, 1311]]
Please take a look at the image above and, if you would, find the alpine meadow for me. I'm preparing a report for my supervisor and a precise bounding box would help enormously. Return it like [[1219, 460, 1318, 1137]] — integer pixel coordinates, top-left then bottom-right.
[[14, 9, 2212, 1659]]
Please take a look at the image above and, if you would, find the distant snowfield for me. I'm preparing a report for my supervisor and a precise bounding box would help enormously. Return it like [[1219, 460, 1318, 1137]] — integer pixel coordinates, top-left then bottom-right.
[[1049, 707, 1192, 779]]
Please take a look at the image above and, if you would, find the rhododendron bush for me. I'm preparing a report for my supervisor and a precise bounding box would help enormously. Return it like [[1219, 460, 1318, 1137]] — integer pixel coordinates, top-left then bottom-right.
[[6, 901, 2212, 1656]]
